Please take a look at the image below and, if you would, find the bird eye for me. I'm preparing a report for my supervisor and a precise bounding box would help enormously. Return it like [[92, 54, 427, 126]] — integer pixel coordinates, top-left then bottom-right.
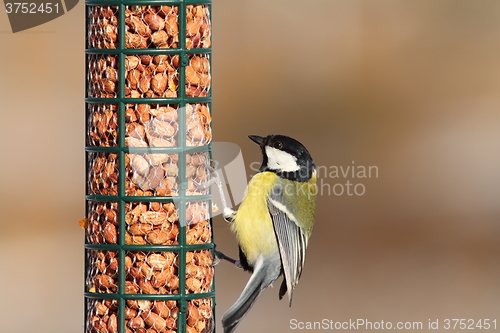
[[273, 141, 283, 149]]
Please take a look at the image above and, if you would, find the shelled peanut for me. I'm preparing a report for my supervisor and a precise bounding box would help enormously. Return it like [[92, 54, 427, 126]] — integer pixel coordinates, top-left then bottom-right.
[[88, 5, 210, 50], [87, 5, 211, 99], [125, 300, 179, 333], [122, 53, 210, 98], [88, 152, 119, 196], [124, 202, 180, 246], [86, 298, 119, 333], [125, 6, 179, 49], [86, 201, 212, 246], [87, 103, 211, 148], [85, 248, 213, 331], [125, 54, 179, 98], [187, 298, 214, 333], [86, 250, 213, 294], [125, 251, 180, 294], [185, 103, 212, 147], [125, 150, 211, 197], [88, 53, 212, 99], [86, 250, 213, 332], [185, 250, 214, 294], [124, 103, 212, 148], [88, 54, 119, 99], [86, 298, 213, 333], [186, 220, 211, 245], [125, 152, 179, 197], [86, 250, 119, 293], [87, 145, 211, 198], [186, 201, 211, 235], [185, 152, 211, 195], [185, 5, 211, 49], [86, 202, 118, 244], [126, 104, 178, 148], [87, 6, 118, 49], [185, 55, 211, 98], [87, 104, 118, 147]]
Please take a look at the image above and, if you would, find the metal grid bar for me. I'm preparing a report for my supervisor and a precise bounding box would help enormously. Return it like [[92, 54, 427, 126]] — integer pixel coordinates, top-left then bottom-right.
[[85, 1, 214, 332]]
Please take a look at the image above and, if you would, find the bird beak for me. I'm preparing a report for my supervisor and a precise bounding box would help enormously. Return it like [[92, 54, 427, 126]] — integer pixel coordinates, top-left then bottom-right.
[[248, 135, 264, 146]]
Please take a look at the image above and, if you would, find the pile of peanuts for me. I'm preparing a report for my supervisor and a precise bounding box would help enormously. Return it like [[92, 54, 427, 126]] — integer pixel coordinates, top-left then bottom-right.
[[86, 3, 213, 332]]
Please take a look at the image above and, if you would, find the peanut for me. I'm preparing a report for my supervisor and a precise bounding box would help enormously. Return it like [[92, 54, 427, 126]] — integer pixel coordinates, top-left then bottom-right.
[[139, 278, 158, 294], [126, 32, 147, 48], [151, 73, 168, 95], [146, 229, 169, 245], [152, 301, 171, 318], [102, 222, 117, 244], [128, 222, 153, 236], [187, 303, 199, 327], [142, 311, 167, 331], [127, 15, 151, 37], [144, 13, 165, 31], [107, 313, 118, 333], [127, 316, 145, 329], [125, 55, 140, 71]]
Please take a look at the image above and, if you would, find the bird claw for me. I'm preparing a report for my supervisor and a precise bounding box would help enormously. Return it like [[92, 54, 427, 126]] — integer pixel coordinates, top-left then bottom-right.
[[212, 253, 221, 266]]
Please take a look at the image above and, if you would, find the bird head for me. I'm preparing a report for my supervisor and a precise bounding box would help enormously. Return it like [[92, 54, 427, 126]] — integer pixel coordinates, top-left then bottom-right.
[[249, 134, 315, 182]]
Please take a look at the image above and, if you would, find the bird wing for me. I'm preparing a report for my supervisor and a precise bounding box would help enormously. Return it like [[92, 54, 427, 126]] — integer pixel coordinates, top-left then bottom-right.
[[267, 180, 311, 306]]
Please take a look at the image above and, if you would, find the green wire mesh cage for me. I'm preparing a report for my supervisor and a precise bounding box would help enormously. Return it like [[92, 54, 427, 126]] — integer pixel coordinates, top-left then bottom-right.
[[84, 1, 214, 332]]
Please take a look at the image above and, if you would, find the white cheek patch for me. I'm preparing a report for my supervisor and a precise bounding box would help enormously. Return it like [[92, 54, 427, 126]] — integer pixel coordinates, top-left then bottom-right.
[[265, 146, 300, 172]]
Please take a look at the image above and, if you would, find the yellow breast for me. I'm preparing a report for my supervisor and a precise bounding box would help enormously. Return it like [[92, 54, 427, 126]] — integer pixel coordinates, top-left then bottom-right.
[[231, 172, 279, 264]]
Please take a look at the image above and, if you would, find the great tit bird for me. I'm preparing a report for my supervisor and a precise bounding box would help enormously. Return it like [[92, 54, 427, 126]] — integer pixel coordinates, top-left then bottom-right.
[[219, 134, 317, 333]]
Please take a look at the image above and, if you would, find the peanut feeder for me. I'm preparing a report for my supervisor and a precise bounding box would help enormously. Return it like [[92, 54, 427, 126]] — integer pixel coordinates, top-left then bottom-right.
[[85, 1, 214, 332]]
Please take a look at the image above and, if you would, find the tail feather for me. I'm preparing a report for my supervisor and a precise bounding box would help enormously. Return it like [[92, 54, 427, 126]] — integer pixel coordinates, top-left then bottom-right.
[[222, 279, 264, 333], [278, 276, 294, 307], [222, 256, 281, 333], [278, 279, 288, 301]]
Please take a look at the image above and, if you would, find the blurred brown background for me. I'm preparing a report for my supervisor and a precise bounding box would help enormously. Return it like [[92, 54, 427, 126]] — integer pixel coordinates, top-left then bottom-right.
[[1, 0, 499, 332]]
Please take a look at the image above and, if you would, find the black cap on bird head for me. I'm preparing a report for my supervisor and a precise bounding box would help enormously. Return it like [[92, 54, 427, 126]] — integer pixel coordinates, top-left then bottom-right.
[[248, 134, 315, 182]]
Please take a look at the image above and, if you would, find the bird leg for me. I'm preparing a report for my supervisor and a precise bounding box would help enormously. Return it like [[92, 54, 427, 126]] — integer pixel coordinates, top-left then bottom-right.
[[212, 244, 242, 268], [214, 250, 242, 268]]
